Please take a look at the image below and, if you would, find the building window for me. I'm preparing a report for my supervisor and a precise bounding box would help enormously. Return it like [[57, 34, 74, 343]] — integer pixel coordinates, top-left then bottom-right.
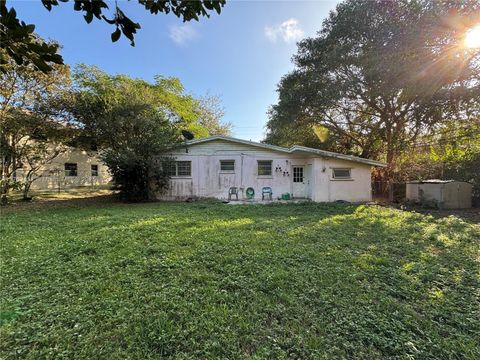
[[257, 160, 272, 176], [177, 161, 191, 176], [167, 161, 192, 177], [220, 160, 235, 172], [64, 163, 78, 177], [165, 162, 177, 176], [293, 167, 304, 183], [91, 165, 99, 177], [332, 168, 351, 179]]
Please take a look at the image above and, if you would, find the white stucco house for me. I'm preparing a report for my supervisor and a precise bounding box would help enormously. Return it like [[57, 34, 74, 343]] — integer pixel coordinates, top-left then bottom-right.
[[157, 136, 385, 202]]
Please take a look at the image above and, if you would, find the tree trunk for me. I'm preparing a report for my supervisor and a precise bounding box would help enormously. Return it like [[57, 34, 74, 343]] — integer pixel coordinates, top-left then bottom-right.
[[22, 181, 32, 200]]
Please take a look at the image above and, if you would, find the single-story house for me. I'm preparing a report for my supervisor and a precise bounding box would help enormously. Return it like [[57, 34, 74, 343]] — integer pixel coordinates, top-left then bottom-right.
[[14, 147, 111, 191], [157, 136, 385, 202]]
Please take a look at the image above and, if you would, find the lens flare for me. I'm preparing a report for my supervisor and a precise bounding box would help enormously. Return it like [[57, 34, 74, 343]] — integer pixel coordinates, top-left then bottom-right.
[[465, 25, 480, 49]]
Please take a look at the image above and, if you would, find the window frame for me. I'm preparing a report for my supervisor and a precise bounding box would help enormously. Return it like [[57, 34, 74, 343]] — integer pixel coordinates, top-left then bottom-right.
[[64, 163, 78, 177], [167, 161, 192, 178], [257, 160, 273, 177], [332, 168, 352, 180], [220, 160, 235, 173], [293, 166, 304, 183], [176, 161, 191, 177], [91, 164, 99, 177]]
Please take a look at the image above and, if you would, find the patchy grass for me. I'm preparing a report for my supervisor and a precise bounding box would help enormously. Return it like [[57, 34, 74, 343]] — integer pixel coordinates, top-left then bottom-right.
[[3, 189, 118, 213], [0, 202, 479, 359]]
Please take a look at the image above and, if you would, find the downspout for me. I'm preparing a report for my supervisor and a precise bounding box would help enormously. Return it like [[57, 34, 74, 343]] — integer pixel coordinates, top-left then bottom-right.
[[240, 153, 244, 187]]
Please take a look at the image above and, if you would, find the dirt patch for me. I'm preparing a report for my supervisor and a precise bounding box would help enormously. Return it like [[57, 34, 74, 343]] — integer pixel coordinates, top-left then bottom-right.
[[0, 189, 121, 214], [413, 208, 480, 224]]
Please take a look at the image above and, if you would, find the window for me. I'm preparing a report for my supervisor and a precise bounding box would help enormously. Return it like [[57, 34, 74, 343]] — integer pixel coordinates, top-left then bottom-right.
[[257, 160, 272, 176], [177, 161, 191, 176], [220, 160, 235, 172], [166, 162, 177, 176], [91, 165, 99, 177], [64, 163, 78, 177], [332, 168, 351, 179], [293, 167, 304, 183], [166, 161, 192, 177]]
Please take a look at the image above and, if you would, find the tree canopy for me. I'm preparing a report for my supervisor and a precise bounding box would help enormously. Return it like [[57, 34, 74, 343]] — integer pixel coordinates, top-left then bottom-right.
[[0, 58, 229, 202], [0, 0, 226, 73], [0, 59, 72, 199], [53, 65, 229, 200], [265, 0, 480, 177]]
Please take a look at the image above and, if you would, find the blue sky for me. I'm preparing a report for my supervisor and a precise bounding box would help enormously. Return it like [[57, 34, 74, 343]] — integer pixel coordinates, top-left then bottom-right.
[[13, 0, 339, 141]]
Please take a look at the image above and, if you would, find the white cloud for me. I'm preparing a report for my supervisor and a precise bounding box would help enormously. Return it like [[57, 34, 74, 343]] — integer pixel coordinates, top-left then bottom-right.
[[264, 18, 304, 43], [169, 24, 197, 45]]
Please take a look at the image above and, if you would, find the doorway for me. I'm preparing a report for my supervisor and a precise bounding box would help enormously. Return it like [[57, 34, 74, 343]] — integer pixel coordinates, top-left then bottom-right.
[[292, 165, 308, 198]]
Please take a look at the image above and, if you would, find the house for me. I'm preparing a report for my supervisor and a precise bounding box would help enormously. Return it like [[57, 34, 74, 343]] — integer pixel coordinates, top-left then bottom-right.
[[406, 180, 472, 209], [157, 136, 385, 202], [15, 147, 111, 191]]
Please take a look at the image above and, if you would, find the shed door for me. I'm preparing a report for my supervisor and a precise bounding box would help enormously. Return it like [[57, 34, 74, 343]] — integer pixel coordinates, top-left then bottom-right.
[[292, 166, 307, 198]]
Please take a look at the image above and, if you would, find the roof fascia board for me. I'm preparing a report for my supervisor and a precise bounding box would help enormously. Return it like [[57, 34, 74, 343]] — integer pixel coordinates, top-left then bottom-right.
[[176, 136, 386, 167]]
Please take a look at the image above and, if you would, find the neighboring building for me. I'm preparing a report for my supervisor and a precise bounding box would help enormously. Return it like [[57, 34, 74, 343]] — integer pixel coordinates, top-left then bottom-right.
[[15, 147, 111, 191], [406, 180, 473, 209], [157, 136, 385, 202]]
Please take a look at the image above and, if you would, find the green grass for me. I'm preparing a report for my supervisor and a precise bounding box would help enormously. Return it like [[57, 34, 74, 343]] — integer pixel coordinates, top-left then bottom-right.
[[1, 202, 479, 359]]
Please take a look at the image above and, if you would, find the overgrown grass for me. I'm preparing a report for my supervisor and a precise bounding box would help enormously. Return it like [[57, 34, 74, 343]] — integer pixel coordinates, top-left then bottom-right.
[[1, 202, 479, 359]]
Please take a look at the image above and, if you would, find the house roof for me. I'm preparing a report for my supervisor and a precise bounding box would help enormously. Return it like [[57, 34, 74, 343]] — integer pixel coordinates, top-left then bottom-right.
[[182, 136, 386, 167], [406, 179, 472, 184]]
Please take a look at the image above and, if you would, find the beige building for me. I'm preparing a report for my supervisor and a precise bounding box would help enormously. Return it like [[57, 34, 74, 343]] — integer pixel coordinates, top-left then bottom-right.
[[406, 180, 473, 209], [15, 147, 111, 191], [157, 136, 385, 202]]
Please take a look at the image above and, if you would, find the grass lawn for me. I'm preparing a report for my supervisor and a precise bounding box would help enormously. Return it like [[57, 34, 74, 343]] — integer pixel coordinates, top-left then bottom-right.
[[1, 201, 479, 359]]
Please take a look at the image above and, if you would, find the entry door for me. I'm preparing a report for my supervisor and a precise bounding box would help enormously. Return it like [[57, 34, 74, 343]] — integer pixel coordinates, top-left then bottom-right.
[[292, 166, 307, 198]]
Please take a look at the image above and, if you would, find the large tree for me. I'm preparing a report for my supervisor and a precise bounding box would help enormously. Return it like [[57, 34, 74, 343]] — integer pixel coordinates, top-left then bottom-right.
[[59, 65, 228, 201], [0, 59, 71, 200], [1, 0, 226, 72], [397, 118, 480, 204], [265, 0, 480, 182]]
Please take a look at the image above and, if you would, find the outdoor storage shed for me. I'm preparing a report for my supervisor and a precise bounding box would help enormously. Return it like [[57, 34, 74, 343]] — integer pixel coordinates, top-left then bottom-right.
[[406, 180, 473, 209]]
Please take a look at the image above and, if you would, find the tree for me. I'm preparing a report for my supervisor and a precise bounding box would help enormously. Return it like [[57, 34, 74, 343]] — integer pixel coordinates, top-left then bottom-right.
[[265, 0, 480, 187], [194, 94, 231, 136], [59, 65, 228, 201], [1, 0, 226, 73], [0, 59, 71, 200], [397, 118, 480, 204], [2, 111, 71, 200]]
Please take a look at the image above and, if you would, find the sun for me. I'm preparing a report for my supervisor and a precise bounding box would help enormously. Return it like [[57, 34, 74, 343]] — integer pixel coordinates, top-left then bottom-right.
[[465, 25, 480, 49]]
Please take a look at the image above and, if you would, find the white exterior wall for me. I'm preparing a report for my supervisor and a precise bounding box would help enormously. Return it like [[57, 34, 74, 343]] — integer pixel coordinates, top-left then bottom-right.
[[157, 139, 373, 202], [406, 183, 419, 201], [310, 158, 372, 202], [15, 148, 111, 191], [406, 182, 472, 209]]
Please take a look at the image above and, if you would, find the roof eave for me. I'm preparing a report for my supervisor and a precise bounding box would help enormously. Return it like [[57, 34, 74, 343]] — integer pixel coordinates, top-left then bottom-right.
[[290, 146, 386, 167], [178, 136, 386, 167]]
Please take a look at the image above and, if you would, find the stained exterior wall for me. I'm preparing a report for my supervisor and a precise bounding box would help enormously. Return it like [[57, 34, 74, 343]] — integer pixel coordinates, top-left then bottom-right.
[[311, 158, 372, 202], [405, 182, 472, 209], [157, 139, 373, 202], [15, 148, 111, 191]]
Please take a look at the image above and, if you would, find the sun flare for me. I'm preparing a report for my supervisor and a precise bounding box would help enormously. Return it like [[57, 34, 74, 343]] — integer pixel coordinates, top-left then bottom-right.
[[465, 25, 480, 49]]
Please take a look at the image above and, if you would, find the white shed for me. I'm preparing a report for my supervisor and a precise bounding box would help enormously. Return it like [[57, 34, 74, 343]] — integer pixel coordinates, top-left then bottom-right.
[[406, 180, 473, 209]]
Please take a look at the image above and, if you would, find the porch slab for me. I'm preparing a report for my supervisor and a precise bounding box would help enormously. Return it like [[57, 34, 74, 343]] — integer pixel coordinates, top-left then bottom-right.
[[224, 198, 311, 205]]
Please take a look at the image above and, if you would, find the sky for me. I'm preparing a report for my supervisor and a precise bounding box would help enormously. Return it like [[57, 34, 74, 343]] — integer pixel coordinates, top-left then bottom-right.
[[12, 0, 340, 141]]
